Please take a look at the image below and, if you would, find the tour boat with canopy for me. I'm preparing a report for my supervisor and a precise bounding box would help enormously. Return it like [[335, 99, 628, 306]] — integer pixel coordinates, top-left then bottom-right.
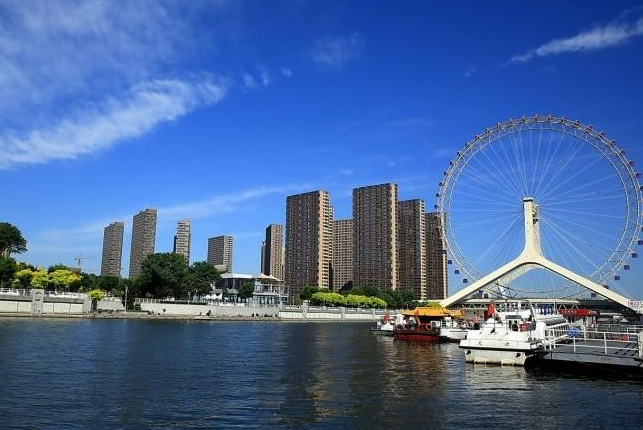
[[393, 307, 465, 342]]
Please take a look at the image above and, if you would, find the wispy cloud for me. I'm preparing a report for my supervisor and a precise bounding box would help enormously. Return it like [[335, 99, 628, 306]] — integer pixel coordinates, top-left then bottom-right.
[[509, 15, 643, 63], [30, 183, 311, 265], [0, 78, 229, 169], [464, 64, 477, 78], [0, 0, 234, 169], [281, 68, 294, 78], [310, 33, 362, 69]]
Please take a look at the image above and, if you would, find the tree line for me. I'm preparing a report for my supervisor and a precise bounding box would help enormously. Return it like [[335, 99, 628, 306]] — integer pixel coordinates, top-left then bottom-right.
[[299, 284, 418, 309]]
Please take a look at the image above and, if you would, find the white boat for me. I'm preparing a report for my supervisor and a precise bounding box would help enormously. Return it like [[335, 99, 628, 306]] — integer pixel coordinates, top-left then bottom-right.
[[460, 301, 570, 366], [370, 313, 404, 336], [439, 316, 469, 341]]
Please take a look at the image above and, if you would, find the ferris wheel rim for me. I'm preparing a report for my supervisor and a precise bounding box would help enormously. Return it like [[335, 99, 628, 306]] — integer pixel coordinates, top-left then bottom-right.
[[436, 114, 643, 288]]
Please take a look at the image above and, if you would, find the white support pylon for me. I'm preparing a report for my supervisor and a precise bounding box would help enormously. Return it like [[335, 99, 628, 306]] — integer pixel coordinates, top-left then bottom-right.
[[440, 198, 640, 313]]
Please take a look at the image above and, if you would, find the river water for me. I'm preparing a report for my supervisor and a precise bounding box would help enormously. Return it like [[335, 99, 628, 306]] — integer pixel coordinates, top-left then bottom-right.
[[0, 318, 641, 429]]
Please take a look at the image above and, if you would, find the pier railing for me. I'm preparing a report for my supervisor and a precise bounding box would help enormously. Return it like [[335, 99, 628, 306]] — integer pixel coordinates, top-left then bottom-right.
[[545, 327, 642, 357]]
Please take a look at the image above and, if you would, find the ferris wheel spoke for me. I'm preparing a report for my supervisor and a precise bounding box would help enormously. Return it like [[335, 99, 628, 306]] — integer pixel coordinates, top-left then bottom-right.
[[497, 134, 530, 197], [542, 211, 621, 241], [540, 174, 617, 204], [544, 208, 623, 220], [533, 129, 567, 197], [544, 217, 604, 271], [542, 187, 622, 205], [452, 188, 518, 207], [452, 213, 520, 229], [472, 215, 522, 267], [476, 145, 525, 198], [539, 154, 605, 202], [508, 131, 529, 196], [532, 128, 557, 198], [530, 127, 545, 195], [484, 139, 526, 197], [454, 175, 518, 202], [542, 218, 600, 274], [542, 193, 623, 206], [536, 140, 586, 200]]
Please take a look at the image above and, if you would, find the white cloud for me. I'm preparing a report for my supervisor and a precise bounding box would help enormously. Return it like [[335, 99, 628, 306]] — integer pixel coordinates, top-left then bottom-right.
[[311, 33, 362, 69], [464, 64, 477, 78], [510, 16, 643, 63], [281, 68, 294, 77], [243, 73, 258, 89], [0, 78, 229, 169], [0, 0, 234, 169], [28, 183, 311, 269]]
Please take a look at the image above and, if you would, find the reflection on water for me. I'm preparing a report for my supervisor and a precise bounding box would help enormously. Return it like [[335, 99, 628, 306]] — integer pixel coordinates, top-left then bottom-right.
[[0, 319, 641, 430]]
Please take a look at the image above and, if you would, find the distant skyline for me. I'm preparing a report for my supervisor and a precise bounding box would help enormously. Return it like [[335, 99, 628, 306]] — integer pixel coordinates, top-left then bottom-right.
[[1, 1, 642, 297]]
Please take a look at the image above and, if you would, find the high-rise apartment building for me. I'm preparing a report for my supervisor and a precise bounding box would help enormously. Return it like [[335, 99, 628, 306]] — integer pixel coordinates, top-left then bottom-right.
[[129, 209, 157, 278], [284, 190, 333, 296], [263, 224, 284, 280], [208, 235, 233, 273], [397, 200, 427, 300], [425, 212, 448, 299], [101, 222, 124, 277], [332, 219, 353, 291], [173, 219, 191, 263], [353, 183, 398, 291]]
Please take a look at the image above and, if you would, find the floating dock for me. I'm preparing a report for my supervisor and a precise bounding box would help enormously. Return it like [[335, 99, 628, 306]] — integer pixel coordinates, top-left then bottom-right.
[[534, 327, 643, 377]]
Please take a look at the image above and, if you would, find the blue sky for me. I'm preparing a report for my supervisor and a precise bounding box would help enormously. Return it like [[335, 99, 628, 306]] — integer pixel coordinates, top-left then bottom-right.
[[1, 1, 642, 298]]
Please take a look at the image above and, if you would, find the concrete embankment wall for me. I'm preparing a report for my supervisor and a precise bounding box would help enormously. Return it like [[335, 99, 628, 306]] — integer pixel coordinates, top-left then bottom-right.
[[139, 302, 280, 317], [0, 294, 91, 315], [139, 302, 384, 320]]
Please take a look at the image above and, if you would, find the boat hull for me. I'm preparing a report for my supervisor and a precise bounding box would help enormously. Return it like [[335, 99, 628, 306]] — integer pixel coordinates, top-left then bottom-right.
[[460, 345, 539, 366], [439, 327, 468, 342], [370, 329, 394, 336], [394, 330, 440, 342]]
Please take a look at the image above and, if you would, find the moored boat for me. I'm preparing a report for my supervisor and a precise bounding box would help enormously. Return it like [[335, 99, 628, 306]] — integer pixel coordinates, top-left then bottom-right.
[[370, 313, 403, 336], [393, 307, 464, 342], [460, 300, 570, 366]]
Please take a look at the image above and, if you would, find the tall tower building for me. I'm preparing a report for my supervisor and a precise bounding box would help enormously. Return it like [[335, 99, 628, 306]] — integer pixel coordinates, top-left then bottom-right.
[[101, 222, 124, 277], [284, 190, 333, 296], [332, 219, 353, 291], [353, 183, 398, 290], [129, 209, 157, 278], [397, 200, 427, 300], [425, 212, 448, 299], [208, 235, 233, 273], [173, 219, 191, 263], [263, 224, 284, 280], [260, 241, 266, 274]]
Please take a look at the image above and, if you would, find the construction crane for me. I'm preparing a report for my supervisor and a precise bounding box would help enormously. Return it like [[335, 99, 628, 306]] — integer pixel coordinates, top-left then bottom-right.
[[74, 255, 95, 272]]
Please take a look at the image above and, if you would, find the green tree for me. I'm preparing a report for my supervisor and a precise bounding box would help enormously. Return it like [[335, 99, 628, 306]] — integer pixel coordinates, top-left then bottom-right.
[[49, 269, 82, 291], [78, 272, 98, 292], [186, 261, 220, 296], [87, 289, 106, 311], [0, 222, 27, 256], [0, 257, 16, 287], [299, 285, 319, 301], [97, 275, 120, 293], [138, 253, 188, 298], [47, 263, 70, 273], [30, 269, 50, 289], [238, 281, 255, 300], [12, 268, 34, 288], [119, 278, 135, 310]]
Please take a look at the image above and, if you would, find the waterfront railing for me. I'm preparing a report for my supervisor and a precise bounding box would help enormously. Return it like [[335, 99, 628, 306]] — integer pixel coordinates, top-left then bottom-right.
[[545, 327, 643, 357]]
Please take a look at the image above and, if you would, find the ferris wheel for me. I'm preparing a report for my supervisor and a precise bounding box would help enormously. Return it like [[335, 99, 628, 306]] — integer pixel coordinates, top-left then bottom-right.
[[437, 115, 643, 300]]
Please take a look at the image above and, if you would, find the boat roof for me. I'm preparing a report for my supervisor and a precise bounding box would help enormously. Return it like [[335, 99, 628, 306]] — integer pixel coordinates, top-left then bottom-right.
[[402, 307, 464, 318]]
